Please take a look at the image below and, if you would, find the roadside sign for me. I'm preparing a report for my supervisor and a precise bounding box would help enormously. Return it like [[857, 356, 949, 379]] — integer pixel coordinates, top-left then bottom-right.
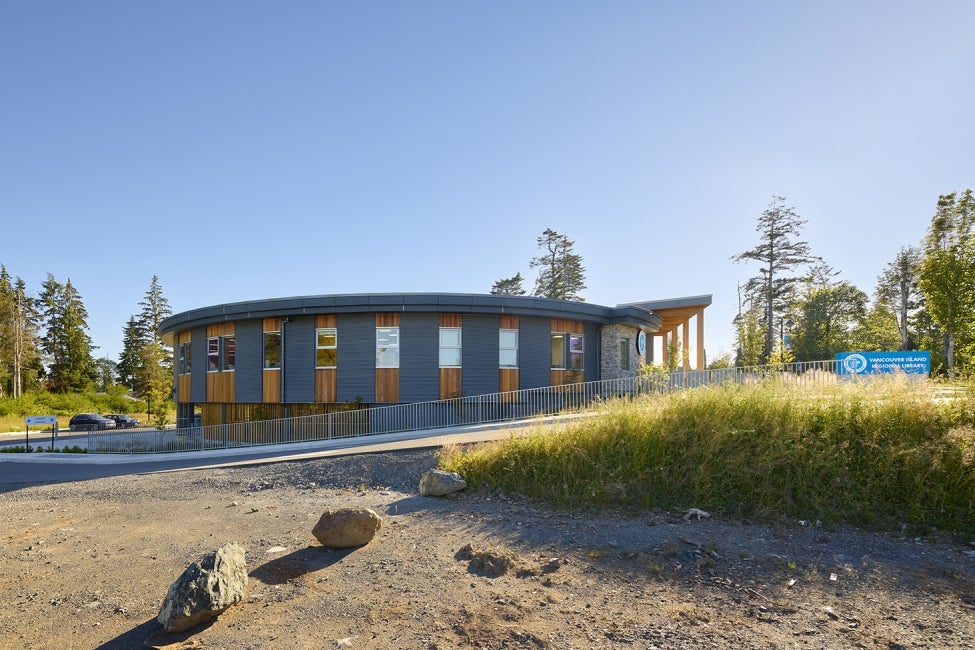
[[836, 351, 930, 375], [25, 416, 57, 426]]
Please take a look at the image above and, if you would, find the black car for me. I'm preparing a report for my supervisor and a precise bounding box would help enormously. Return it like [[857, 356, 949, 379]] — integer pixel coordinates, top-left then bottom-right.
[[69, 413, 117, 431], [105, 414, 140, 428]]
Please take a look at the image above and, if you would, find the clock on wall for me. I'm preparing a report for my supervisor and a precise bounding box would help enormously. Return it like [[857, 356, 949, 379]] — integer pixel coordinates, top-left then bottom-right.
[[637, 330, 646, 355]]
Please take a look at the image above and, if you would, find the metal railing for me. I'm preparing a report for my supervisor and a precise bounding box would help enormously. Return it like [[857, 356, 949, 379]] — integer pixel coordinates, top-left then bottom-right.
[[87, 360, 840, 454]]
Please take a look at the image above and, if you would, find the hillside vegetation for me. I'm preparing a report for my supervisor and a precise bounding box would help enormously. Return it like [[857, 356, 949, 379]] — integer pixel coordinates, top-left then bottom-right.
[[440, 376, 975, 536]]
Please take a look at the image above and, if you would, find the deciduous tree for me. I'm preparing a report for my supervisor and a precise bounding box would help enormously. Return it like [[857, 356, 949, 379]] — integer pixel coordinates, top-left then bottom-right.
[[918, 189, 975, 379]]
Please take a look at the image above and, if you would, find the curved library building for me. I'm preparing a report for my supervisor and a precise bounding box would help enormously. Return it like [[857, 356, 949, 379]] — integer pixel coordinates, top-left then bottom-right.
[[159, 292, 710, 427]]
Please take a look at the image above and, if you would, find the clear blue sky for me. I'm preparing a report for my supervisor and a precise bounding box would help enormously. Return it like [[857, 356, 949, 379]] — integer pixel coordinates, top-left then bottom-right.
[[2, 1, 973, 364]]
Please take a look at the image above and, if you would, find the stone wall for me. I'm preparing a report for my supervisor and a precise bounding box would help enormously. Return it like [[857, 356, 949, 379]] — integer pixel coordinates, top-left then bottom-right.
[[600, 324, 644, 381]]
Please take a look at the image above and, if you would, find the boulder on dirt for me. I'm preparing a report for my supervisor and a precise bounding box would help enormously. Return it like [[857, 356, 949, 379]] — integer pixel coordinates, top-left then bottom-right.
[[419, 469, 467, 496], [157, 542, 248, 633], [312, 507, 382, 548]]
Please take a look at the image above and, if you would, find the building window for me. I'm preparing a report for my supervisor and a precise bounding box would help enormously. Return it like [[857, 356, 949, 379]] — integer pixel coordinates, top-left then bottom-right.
[[569, 334, 584, 370], [316, 328, 337, 368], [439, 327, 462, 368], [499, 329, 518, 368], [178, 342, 191, 375], [263, 331, 281, 369], [620, 338, 630, 370], [376, 327, 399, 368], [207, 336, 235, 372], [550, 333, 566, 369]]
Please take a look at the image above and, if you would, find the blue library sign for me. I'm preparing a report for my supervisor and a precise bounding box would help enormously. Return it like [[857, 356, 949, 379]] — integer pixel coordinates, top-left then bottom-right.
[[836, 351, 930, 375]]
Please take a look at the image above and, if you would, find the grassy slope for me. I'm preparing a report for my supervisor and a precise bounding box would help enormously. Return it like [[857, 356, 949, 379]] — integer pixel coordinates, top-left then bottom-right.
[[440, 377, 975, 536]]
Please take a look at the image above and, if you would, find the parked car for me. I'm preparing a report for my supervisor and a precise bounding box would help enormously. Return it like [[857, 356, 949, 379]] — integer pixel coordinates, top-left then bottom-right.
[[69, 413, 117, 431], [105, 414, 140, 428]]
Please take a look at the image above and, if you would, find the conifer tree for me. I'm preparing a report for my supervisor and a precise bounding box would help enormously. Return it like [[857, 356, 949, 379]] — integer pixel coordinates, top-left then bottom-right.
[[732, 197, 818, 364], [529, 228, 587, 301]]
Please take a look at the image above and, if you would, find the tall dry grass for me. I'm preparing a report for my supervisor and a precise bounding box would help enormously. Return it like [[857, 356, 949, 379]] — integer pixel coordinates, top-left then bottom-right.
[[440, 377, 975, 535]]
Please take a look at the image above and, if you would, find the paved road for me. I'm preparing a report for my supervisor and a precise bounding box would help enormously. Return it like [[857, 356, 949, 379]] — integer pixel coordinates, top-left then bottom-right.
[[0, 419, 549, 489]]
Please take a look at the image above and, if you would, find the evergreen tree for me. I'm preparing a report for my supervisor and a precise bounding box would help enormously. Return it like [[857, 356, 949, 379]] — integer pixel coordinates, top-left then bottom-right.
[[733, 284, 764, 367], [9, 277, 41, 397], [876, 247, 923, 351], [135, 276, 173, 420], [37, 274, 96, 392], [732, 196, 818, 364], [529, 228, 587, 301], [117, 315, 146, 391], [490, 273, 527, 296], [918, 189, 975, 379]]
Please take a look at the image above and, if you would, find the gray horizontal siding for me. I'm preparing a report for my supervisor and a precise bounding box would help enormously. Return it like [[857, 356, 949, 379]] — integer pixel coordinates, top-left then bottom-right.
[[462, 315, 499, 396], [585, 322, 601, 382], [283, 317, 315, 403], [519, 317, 552, 390], [336, 314, 375, 403], [190, 328, 208, 403], [400, 315, 439, 403], [234, 320, 263, 403]]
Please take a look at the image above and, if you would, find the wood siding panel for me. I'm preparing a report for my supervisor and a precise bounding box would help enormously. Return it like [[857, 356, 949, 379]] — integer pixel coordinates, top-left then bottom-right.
[[499, 369, 519, 393], [263, 369, 281, 403], [178, 375, 191, 402], [316, 314, 337, 329], [315, 368, 337, 402], [207, 372, 235, 402], [263, 318, 281, 332], [439, 368, 462, 399], [440, 314, 463, 327], [376, 368, 399, 402], [499, 315, 519, 330], [207, 323, 235, 337], [550, 319, 584, 334], [376, 313, 399, 327]]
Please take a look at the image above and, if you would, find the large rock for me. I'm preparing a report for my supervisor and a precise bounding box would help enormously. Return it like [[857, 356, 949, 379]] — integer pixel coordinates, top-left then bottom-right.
[[157, 542, 248, 633], [312, 507, 382, 548], [419, 469, 467, 496]]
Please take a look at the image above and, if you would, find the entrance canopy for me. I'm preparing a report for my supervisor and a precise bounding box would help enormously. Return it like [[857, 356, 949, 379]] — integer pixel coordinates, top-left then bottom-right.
[[620, 295, 712, 370]]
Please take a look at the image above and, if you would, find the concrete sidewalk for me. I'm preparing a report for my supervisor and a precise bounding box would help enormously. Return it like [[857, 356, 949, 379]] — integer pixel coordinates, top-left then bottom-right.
[[0, 416, 570, 468]]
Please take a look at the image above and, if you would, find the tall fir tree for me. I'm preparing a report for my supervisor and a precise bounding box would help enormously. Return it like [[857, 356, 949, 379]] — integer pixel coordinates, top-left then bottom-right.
[[732, 196, 818, 364], [529, 228, 587, 301], [875, 247, 923, 351], [135, 275, 173, 419], [37, 274, 96, 392], [117, 315, 146, 391]]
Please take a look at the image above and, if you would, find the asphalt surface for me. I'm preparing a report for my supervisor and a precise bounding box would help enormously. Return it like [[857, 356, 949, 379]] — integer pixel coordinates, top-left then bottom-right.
[[0, 419, 549, 489]]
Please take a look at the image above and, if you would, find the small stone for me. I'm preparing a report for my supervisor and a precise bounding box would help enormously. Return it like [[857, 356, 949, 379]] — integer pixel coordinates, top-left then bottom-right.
[[419, 470, 467, 496]]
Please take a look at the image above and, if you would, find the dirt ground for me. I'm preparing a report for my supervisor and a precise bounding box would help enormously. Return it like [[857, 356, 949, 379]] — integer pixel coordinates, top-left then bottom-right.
[[1, 448, 973, 649]]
